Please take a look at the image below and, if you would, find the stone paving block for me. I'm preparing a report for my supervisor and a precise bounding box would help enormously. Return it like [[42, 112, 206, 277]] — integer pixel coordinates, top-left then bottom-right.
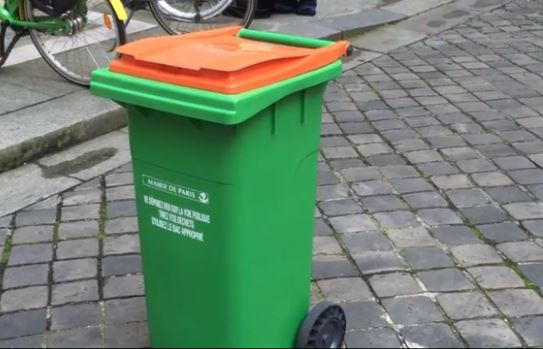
[[0, 335, 43, 348], [460, 206, 508, 225], [318, 184, 351, 201], [61, 204, 100, 221], [428, 135, 467, 148], [509, 169, 543, 185], [374, 211, 419, 229], [105, 297, 147, 324], [455, 319, 522, 348], [476, 144, 517, 158], [0, 309, 47, 340], [318, 170, 340, 186], [317, 278, 373, 303], [401, 323, 464, 348], [387, 227, 435, 248], [58, 220, 99, 239], [47, 327, 102, 348], [322, 146, 358, 160], [104, 322, 150, 348], [360, 195, 406, 213], [103, 274, 145, 299], [8, 244, 53, 266], [418, 208, 463, 226], [488, 289, 543, 317], [0, 286, 48, 312], [446, 189, 491, 207], [314, 236, 343, 255], [451, 244, 503, 267], [504, 203, 543, 220], [329, 214, 376, 233], [522, 220, 543, 238], [106, 200, 138, 219], [369, 272, 422, 297], [441, 147, 481, 161], [345, 328, 401, 348], [519, 263, 543, 288], [432, 174, 473, 189], [102, 255, 142, 277], [50, 303, 101, 330], [401, 246, 454, 270], [15, 209, 56, 226], [343, 302, 387, 330], [52, 280, 99, 306], [495, 155, 538, 170], [53, 258, 97, 282], [485, 186, 533, 204], [390, 178, 433, 194], [106, 172, 133, 187], [104, 234, 140, 256], [356, 143, 393, 157], [106, 185, 136, 202], [355, 251, 408, 275], [471, 172, 514, 187], [498, 241, 543, 262], [468, 266, 525, 290], [56, 238, 99, 259], [11, 225, 54, 245], [367, 154, 407, 167], [403, 191, 448, 209], [512, 316, 543, 347], [105, 216, 139, 235], [437, 292, 499, 320], [383, 296, 443, 325], [62, 189, 102, 206], [405, 150, 444, 163], [0, 215, 12, 228], [431, 225, 481, 246], [380, 165, 419, 179], [319, 199, 363, 216], [312, 255, 359, 280], [315, 219, 333, 236], [352, 180, 392, 197], [417, 269, 475, 292], [2, 264, 49, 289], [477, 222, 529, 243], [418, 162, 460, 177], [340, 167, 381, 183], [529, 184, 543, 201], [341, 231, 393, 254], [456, 158, 497, 173]]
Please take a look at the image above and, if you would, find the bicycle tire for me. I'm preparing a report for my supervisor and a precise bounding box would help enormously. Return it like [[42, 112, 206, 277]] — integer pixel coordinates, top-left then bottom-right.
[[24, 0, 127, 86], [149, 0, 256, 35]]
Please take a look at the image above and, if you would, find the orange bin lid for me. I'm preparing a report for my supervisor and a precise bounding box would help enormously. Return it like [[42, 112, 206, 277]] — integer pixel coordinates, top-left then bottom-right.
[[109, 26, 349, 94]]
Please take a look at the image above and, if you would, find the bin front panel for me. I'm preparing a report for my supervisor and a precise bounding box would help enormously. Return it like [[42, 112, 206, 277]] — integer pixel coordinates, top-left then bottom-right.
[[128, 85, 326, 348]]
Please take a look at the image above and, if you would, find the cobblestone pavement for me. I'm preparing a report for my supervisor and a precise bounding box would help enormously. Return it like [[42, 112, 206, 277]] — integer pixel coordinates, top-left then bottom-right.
[[2, 0, 543, 347]]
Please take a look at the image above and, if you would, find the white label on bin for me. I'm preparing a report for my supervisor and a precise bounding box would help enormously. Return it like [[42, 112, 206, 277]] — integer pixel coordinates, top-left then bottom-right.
[[143, 194, 210, 243], [143, 175, 210, 205]]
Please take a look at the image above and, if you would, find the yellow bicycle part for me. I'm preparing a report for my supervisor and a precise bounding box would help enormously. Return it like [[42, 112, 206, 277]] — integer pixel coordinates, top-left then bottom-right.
[[108, 0, 127, 22]]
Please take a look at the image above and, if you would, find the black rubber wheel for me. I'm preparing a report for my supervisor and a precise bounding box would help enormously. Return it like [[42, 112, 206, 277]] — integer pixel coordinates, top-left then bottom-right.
[[296, 302, 347, 349]]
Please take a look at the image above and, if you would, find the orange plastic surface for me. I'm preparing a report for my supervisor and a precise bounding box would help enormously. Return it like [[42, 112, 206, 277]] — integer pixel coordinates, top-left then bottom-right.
[[109, 26, 349, 94]]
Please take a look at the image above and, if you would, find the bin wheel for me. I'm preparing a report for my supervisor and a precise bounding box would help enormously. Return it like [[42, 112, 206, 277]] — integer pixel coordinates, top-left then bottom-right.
[[296, 302, 346, 349]]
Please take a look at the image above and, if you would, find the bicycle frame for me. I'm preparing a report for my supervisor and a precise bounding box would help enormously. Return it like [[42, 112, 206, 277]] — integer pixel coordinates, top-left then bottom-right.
[[0, 0, 126, 33]]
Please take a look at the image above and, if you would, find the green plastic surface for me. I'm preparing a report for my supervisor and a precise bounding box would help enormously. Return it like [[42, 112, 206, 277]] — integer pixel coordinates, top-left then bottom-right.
[[91, 48, 342, 348], [91, 60, 341, 125]]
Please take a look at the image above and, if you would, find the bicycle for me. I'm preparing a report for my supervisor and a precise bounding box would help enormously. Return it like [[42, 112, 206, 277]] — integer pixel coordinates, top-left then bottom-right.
[[122, 0, 256, 36], [0, 0, 128, 85]]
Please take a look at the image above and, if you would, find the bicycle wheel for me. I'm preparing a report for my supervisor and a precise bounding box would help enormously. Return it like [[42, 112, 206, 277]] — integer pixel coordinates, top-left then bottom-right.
[[149, 0, 256, 35], [24, 0, 127, 86]]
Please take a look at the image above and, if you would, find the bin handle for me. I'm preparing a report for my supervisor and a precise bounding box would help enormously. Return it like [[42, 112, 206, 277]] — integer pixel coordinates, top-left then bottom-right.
[[238, 28, 353, 56]]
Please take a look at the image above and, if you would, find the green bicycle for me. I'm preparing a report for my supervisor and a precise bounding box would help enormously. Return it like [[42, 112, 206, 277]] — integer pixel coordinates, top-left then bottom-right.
[[0, 0, 127, 86]]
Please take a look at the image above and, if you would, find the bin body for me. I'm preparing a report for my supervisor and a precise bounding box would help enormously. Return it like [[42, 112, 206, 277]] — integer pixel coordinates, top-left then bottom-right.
[[127, 85, 324, 347], [91, 27, 347, 348]]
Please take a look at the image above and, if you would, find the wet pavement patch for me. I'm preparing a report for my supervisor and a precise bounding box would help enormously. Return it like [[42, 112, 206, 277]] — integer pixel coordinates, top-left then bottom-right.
[[40, 148, 117, 178]]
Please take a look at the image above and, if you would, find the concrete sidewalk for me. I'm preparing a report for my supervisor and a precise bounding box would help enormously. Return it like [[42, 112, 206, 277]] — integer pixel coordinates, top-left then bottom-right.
[[0, 0, 508, 175], [1, 0, 543, 347]]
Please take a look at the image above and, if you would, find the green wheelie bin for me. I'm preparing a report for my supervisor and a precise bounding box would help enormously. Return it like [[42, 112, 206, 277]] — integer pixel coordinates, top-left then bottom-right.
[[91, 26, 350, 348]]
